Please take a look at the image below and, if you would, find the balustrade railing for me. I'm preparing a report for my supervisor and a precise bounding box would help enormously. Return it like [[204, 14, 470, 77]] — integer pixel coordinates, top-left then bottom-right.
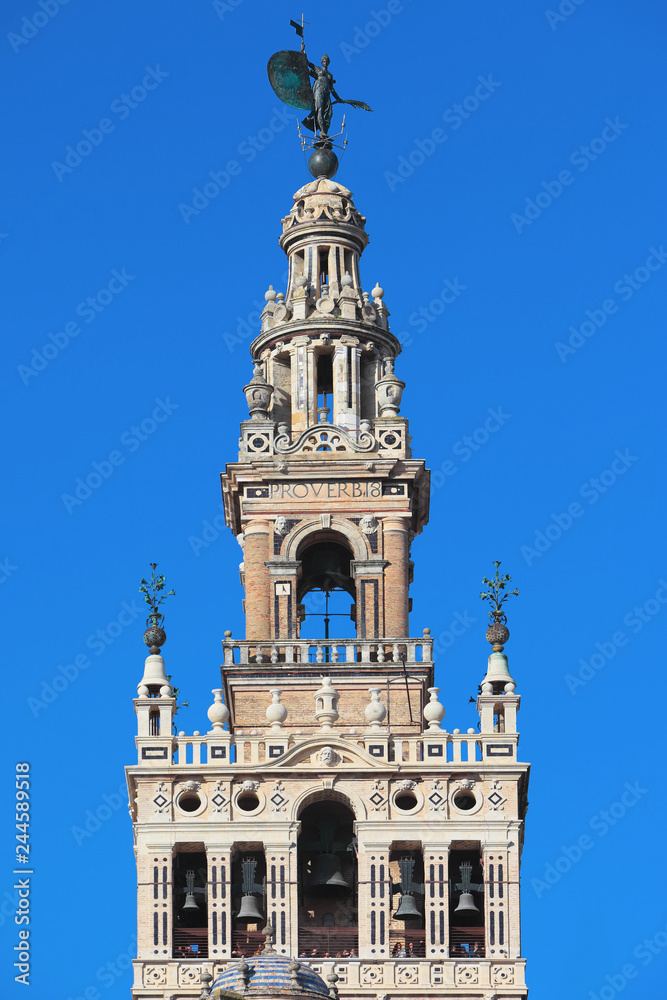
[[222, 636, 433, 667], [149, 729, 509, 767]]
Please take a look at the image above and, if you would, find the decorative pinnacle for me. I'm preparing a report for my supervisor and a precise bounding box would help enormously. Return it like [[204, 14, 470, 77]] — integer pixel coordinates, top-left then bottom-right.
[[261, 922, 277, 955], [480, 561, 518, 651], [140, 563, 175, 653]]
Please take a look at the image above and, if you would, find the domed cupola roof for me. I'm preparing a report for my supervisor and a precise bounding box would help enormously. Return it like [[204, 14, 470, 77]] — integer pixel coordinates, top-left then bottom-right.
[[211, 954, 331, 999]]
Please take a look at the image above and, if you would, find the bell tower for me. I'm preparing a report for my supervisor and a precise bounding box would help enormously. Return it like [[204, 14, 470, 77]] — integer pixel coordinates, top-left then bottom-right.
[[221, 174, 429, 643], [125, 25, 530, 1000]]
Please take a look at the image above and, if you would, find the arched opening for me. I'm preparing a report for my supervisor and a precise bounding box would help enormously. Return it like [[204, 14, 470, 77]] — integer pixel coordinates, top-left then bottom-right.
[[231, 848, 266, 957], [449, 846, 485, 958], [389, 848, 425, 957], [297, 800, 358, 957], [149, 708, 160, 736], [173, 845, 208, 958], [316, 350, 333, 422], [298, 535, 356, 643]]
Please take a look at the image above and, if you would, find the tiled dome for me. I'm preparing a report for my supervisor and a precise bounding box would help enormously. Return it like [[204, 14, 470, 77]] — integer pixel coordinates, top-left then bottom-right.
[[211, 954, 330, 998]]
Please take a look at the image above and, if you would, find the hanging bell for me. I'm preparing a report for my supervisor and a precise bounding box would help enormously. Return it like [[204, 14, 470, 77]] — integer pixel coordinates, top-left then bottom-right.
[[182, 891, 199, 912], [236, 893, 264, 923], [454, 892, 480, 915], [309, 853, 350, 892], [393, 893, 421, 920]]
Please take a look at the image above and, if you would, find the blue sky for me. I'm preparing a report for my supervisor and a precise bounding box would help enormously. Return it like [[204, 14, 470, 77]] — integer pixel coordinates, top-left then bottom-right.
[[2, 1, 666, 996]]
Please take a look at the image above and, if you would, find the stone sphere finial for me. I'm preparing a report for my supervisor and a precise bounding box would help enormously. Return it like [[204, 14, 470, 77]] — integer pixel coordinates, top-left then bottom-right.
[[265, 285, 277, 302], [315, 675, 339, 730], [372, 282, 384, 300], [309, 144, 339, 179]]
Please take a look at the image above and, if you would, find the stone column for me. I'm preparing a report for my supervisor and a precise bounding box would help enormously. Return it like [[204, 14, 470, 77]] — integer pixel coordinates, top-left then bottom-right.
[[244, 520, 271, 639], [266, 560, 301, 640], [265, 842, 294, 956], [138, 844, 172, 960], [484, 843, 515, 960], [351, 559, 388, 639], [208, 847, 232, 962], [357, 844, 391, 960], [423, 844, 449, 960], [382, 516, 411, 637]]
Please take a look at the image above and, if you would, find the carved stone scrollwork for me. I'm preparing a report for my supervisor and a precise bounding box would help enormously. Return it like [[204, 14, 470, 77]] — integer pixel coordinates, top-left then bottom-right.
[[143, 966, 167, 985], [360, 966, 383, 985], [275, 423, 376, 455], [178, 964, 202, 984], [455, 965, 479, 985], [396, 966, 419, 984], [492, 965, 515, 985]]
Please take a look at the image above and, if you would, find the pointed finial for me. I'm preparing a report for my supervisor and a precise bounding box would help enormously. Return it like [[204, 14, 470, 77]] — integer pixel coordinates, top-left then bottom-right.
[[261, 922, 277, 954]]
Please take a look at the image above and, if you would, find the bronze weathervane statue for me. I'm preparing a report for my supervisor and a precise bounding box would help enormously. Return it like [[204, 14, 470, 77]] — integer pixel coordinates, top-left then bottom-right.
[[267, 17, 372, 178]]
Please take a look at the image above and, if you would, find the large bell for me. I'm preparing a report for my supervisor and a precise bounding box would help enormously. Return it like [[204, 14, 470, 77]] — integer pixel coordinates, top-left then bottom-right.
[[182, 891, 199, 912], [393, 893, 421, 920], [309, 853, 350, 893], [236, 893, 264, 923], [454, 892, 480, 915]]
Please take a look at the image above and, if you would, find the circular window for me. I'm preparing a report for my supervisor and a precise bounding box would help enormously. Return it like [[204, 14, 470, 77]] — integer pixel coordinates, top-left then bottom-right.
[[391, 784, 423, 815], [178, 792, 201, 813], [237, 791, 260, 812], [174, 788, 208, 818], [395, 792, 418, 811], [450, 785, 483, 816]]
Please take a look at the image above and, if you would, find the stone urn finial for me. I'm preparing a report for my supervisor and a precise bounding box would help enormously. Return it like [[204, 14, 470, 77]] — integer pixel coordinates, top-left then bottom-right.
[[243, 359, 274, 420], [375, 358, 405, 417], [315, 676, 339, 730], [423, 687, 445, 730], [266, 688, 287, 729], [207, 689, 229, 732], [365, 687, 387, 730]]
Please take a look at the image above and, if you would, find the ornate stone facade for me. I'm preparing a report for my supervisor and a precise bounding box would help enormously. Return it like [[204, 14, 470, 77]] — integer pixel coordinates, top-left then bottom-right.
[[127, 175, 530, 1000]]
